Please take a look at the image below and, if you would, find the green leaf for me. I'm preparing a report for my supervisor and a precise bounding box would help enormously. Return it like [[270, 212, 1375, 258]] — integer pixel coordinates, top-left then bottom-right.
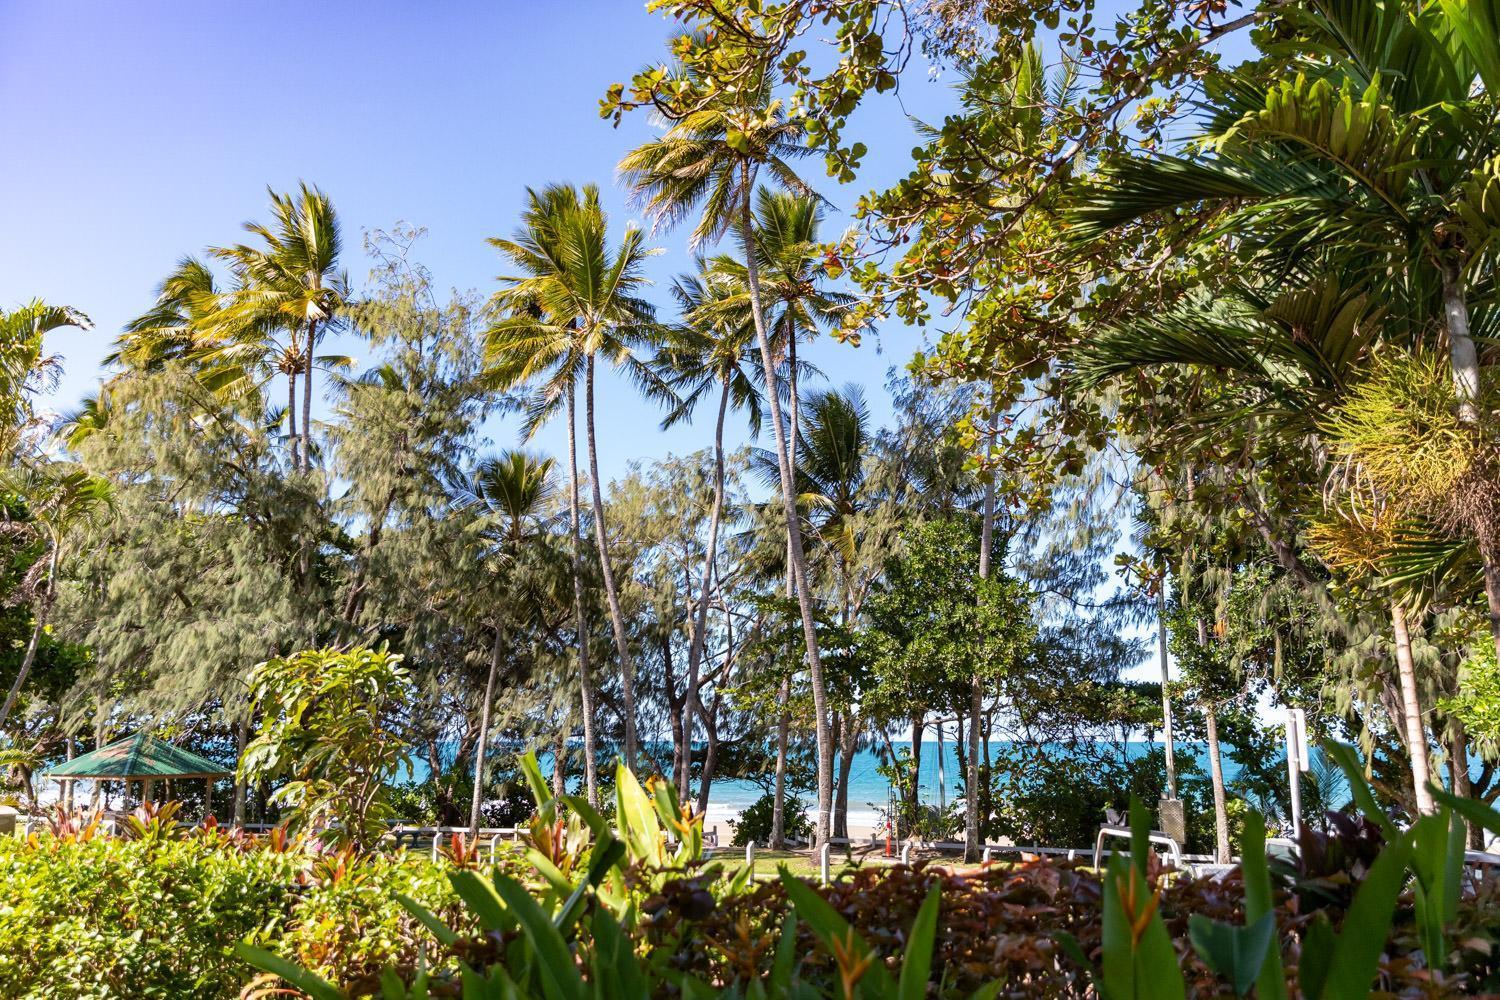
[[1188, 913, 1274, 995], [1324, 743, 1399, 840], [1316, 829, 1415, 998], [591, 906, 649, 1000], [778, 869, 897, 996], [1239, 812, 1288, 1000], [898, 884, 941, 1000], [519, 750, 554, 809], [450, 870, 512, 932], [393, 891, 460, 947], [494, 874, 586, 1000], [234, 943, 344, 1000]]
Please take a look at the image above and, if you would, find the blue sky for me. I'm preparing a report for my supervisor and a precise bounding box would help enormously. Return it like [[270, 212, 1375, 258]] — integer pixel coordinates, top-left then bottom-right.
[[1, 1, 962, 483]]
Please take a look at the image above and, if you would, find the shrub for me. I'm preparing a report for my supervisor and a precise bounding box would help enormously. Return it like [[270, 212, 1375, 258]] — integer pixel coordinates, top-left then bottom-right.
[[728, 791, 813, 846], [0, 834, 296, 999]]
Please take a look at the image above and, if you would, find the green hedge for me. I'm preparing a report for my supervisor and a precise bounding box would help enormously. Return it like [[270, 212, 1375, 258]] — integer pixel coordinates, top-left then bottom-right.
[[0, 833, 477, 999]]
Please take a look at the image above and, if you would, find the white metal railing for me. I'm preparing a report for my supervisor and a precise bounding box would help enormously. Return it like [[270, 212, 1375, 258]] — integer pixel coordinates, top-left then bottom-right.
[[1093, 825, 1185, 871]]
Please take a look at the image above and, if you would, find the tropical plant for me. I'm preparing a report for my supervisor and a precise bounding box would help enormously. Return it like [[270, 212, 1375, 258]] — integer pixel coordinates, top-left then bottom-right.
[[208, 182, 352, 472], [0, 300, 90, 458], [238, 646, 414, 847], [0, 465, 113, 730]]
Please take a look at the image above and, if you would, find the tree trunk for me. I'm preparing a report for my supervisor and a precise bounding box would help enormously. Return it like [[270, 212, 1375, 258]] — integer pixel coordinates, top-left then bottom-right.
[[683, 382, 731, 802], [231, 720, 248, 827], [835, 715, 857, 840], [1157, 589, 1177, 800], [1205, 704, 1230, 863], [552, 716, 567, 799], [0, 547, 57, 729], [566, 380, 599, 807], [585, 355, 638, 772], [301, 319, 317, 472], [1450, 722, 1481, 848], [771, 679, 790, 849], [968, 457, 996, 860], [908, 716, 924, 815], [1391, 601, 1436, 814], [1482, 543, 1500, 670], [470, 629, 503, 835], [739, 170, 832, 847], [286, 371, 299, 470], [1441, 261, 1482, 424]]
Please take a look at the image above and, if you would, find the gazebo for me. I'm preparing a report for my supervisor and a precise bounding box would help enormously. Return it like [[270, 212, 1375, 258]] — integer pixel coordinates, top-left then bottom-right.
[[46, 732, 232, 807]]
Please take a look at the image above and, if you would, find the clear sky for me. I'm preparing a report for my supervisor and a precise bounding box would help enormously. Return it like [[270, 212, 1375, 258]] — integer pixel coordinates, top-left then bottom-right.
[[1, 1, 961, 483]]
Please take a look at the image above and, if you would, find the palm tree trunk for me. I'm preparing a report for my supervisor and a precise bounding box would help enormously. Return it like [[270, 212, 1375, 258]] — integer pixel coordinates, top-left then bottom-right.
[[1450, 722, 1480, 847], [771, 333, 802, 848], [1205, 703, 1230, 863], [585, 356, 639, 772], [739, 174, 833, 847], [1441, 262, 1482, 424], [301, 319, 317, 472], [683, 382, 731, 801], [1158, 589, 1178, 799], [566, 380, 599, 807], [966, 463, 996, 861], [770, 679, 790, 848], [286, 371, 299, 470], [1391, 601, 1436, 814], [470, 628, 503, 834], [0, 547, 57, 730]]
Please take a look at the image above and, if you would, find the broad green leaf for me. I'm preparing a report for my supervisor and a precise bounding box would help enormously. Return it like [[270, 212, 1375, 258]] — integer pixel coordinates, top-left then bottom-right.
[[1239, 812, 1288, 1000], [898, 885, 942, 1000], [494, 874, 586, 1000], [234, 943, 344, 1000], [393, 891, 460, 947], [778, 869, 897, 996], [1188, 913, 1274, 995], [450, 870, 511, 932]]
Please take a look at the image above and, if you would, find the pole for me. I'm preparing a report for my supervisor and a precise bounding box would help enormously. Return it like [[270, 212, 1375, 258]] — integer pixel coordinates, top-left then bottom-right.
[[1286, 708, 1307, 840], [1156, 589, 1177, 799]]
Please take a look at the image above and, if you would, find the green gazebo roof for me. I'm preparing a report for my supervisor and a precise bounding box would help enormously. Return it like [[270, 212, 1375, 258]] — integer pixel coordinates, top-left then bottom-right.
[[46, 733, 231, 780]]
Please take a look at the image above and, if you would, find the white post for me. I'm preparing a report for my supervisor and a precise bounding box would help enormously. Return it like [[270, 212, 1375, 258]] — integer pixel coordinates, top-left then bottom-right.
[[820, 842, 831, 885], [431, 831, 443, 863], [901, 842, 911, 866], [1286, 708, 1307, 840], [745, 840, 755, 875], [982, 846, 992, 866]]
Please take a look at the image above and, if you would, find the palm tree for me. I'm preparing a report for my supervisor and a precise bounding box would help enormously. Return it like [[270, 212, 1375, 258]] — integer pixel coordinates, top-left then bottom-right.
[[457, 450, 559, 833], [210, 183, 349, 473], [658, 260, 766, 800], [0, 465, 114, 730], [1066, 0, 1500, 669], [0, 300, 90, 457], [485, 183, 665, 776], [1071, 279, 1444, 814], [618, 88, 843, 845]]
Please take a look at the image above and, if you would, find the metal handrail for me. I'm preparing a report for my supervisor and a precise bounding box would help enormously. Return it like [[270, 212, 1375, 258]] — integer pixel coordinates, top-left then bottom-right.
[[1093, 825, 1185, 871]]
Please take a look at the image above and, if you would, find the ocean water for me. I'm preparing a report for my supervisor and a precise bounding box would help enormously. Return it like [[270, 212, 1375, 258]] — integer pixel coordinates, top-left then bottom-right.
[[440, 738, 1236, 835]]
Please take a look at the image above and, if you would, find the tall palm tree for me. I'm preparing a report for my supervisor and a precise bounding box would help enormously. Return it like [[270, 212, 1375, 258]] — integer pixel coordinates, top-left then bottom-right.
[[0, 465, 114, 729], [456, 450, 559, 833], [618, 85, 842, 845], [0, 300, 90, 457], [485, 183, 665, 775], [658, 260, 766, 800], [210, 183, 350, 473]]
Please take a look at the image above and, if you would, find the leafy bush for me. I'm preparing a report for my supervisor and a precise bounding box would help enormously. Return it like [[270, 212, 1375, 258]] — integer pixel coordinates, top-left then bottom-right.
[[728, 791, 813, 846], [0, 834, 296, 999]]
